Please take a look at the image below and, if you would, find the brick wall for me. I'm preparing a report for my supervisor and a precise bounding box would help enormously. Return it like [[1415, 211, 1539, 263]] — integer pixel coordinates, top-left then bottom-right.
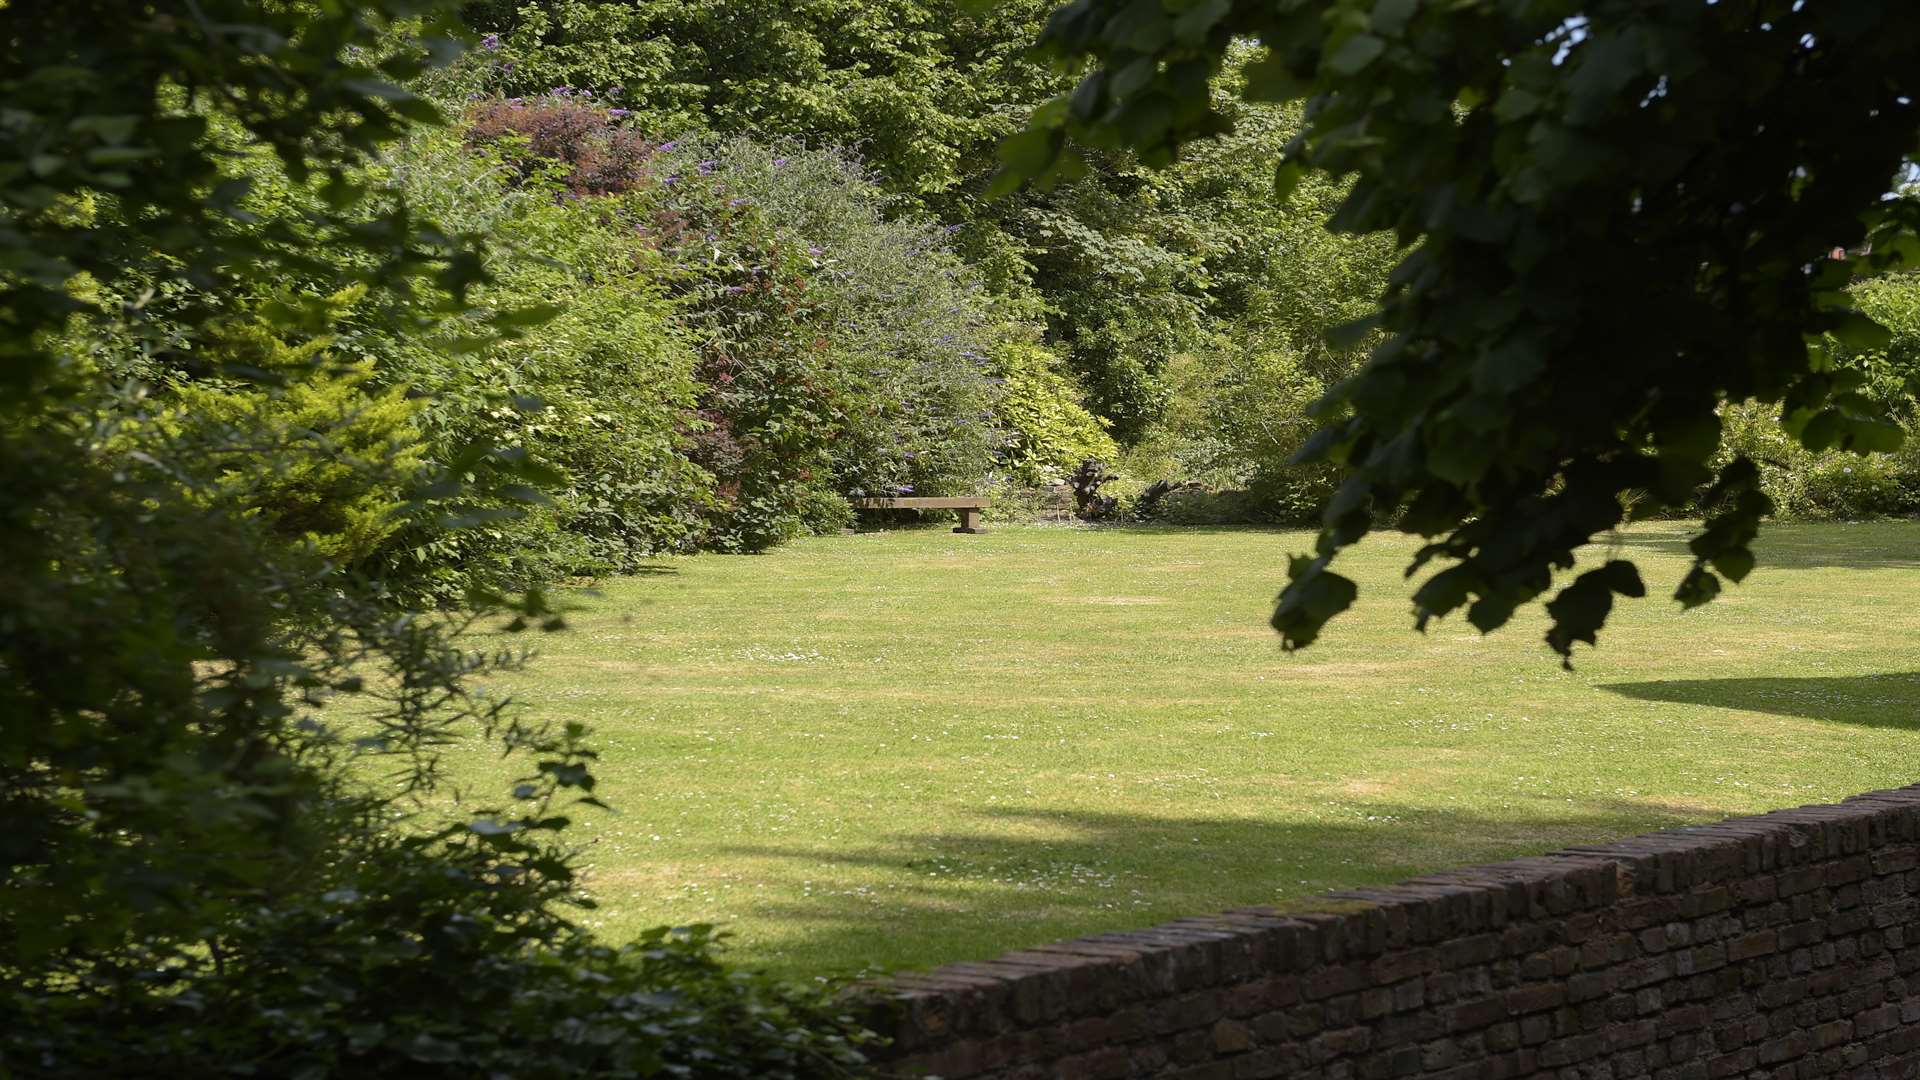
[[865, 785, 1920, 1079]]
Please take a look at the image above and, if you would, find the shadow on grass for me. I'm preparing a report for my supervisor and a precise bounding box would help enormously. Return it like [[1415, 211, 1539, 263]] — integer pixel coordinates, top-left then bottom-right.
[[623, 563, 682, 576], [1599, 526, 1920, 571], [713, 798, 1722, 975], [1602, 672, 1920, 729]]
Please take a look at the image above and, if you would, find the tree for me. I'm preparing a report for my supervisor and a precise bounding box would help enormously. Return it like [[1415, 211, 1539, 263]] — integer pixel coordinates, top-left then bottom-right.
[[1, 5, 869, 1073], [460, 0, 1232, 437], [1005, 0, 1920, 661]]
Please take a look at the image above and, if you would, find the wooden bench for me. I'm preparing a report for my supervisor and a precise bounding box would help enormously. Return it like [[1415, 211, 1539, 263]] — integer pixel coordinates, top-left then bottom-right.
[[851, 496, 990, 533]]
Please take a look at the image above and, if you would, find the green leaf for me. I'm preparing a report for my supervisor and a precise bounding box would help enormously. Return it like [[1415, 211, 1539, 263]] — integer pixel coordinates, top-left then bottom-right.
[[1172, 0, 1232, 45], [69, 114, 140, 143], [1412, 564, 1476, 627], [1372, 0, 1419, 37], [984, 166, 1026, 199], [996, 128, 1060, 179], [1799, 409, 1844, 452], [1242, 52, 1308, 102], [1273, 159, 1306, 203], [1104, 0, 1171, 52], [1544, 560, 1644, 662], [1111, 56, 1160, 101], [1426, 431, 1494, 485], [1655, 411, 1722, 461], [1471, 341, 1543, 394], [493, 303, 563, 329], [1828, 309, 1893, 351], [1325, 34, 1387, 76], [1849, 419, 1904, 454]]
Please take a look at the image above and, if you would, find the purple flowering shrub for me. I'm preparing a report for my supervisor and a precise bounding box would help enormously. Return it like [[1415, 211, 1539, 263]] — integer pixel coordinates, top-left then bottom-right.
[[657, 139, 1008, 507], [451, 101, 1030, 546]]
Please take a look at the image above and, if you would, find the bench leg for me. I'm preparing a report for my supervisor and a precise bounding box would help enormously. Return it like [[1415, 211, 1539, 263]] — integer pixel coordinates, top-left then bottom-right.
[[953, 507, 985, 534]]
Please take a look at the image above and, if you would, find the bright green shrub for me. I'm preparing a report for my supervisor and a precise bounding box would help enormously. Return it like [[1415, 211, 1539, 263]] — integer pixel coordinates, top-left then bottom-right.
[[155, 296, 428, 570], [1110, 86, 1394, 522], [1123, 344, 1343, 525], [992, 339, 1119, 484], [1705, 269, 1920, 523], [1718, 400, 1920, 521], [1839, 271, 1920, 413], [382, 124, 711, 581], [10, 346, 871, 1080]]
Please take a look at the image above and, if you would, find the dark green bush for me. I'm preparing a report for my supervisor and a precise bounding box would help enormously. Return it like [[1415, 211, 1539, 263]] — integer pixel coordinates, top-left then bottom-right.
[[669, 139, 1007, 506], [4, 9, 875, 1076]]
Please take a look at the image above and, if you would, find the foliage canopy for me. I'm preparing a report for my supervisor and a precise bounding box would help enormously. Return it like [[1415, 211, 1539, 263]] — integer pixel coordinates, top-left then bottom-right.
[[1, 3, 873, 1074], [1010, 0, 1920, 660]]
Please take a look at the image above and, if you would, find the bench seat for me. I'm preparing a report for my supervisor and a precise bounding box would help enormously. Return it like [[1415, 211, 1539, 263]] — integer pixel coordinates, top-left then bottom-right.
[[851, 496, 990, 533]]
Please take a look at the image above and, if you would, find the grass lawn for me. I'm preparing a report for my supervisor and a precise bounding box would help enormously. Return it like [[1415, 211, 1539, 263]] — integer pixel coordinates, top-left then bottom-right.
[[449, 521, 1920, 977]]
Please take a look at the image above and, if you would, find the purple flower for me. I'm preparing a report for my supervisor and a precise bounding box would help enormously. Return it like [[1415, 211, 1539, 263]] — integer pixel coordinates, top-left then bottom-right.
[[807, 245, 824, 257], [609, 108, 629, 118], [697, 159, 717, 175], [480, 33, 500, 51], [897, 484, 915, 494], [662, 175, 680, 185], [660, 140, 680, 152], [772, 157, 789, 167], [944, 223, 963, 234], [727, 198, 748, 207]]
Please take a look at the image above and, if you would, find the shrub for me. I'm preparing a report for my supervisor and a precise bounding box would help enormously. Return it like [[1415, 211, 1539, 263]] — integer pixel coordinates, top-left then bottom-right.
[[659, 138, 1008, 506], [150, 291, 429, 571], [460, 103, 1021, 546], [1120, 344, 1342, 525], [14, 236, 875, 1080], [1838, 270, 1920, 413], [466, 93, 659, 196], [384, 122, 712, 582], [5, 11, 875, 1077], [1718, 399, 1920, 521], [992, 339, 1120, 485]]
